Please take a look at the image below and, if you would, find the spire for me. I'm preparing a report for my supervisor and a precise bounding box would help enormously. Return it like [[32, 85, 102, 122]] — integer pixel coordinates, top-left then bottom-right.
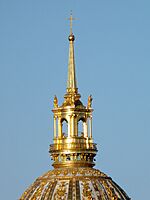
[[67, 13, 78, 93]]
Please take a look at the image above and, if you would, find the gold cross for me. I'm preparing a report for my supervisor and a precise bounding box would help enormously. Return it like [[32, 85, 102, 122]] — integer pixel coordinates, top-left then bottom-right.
[[68, 11, 76, 34]]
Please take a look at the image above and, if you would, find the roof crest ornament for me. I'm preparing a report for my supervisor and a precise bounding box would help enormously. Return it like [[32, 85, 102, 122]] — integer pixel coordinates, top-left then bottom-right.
[[68, 10, 76, 35], [66, 12, 78, 95]]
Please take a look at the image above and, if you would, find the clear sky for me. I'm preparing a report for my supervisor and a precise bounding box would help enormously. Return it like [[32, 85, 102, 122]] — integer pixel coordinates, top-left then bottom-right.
[[0, 0, 150, 199]]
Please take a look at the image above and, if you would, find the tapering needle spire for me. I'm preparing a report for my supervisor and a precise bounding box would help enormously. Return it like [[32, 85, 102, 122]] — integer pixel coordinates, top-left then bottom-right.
[[67, 12, 78, 93]]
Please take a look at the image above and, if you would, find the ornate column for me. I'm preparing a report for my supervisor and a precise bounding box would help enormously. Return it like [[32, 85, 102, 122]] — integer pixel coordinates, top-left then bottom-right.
[[83, 121, 88, 137], [74, 115, 78, 136], [70, 114, 74, 137], [67, 114, 71, 137], [58, 117, 62, 138], [89, 116, 92, 138], [53, 116, 57, 138]]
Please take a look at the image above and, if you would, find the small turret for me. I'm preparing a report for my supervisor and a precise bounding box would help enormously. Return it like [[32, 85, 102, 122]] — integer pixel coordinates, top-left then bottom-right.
[[49, 14, 97, 168]]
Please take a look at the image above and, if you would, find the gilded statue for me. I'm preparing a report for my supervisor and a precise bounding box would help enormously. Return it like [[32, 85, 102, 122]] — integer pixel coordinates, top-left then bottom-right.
[[88, 95, 93, 108], [53, 95, 58, 108]]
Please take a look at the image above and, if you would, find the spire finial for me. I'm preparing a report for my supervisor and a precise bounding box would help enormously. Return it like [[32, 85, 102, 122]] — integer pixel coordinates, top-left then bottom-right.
[[66, 12, 78, 93], [68, 11, 75, 35]]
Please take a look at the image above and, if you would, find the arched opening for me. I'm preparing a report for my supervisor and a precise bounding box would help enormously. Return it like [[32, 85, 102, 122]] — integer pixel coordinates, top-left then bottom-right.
[[61, 118, 68, 138], [78, 118, 86, 137]]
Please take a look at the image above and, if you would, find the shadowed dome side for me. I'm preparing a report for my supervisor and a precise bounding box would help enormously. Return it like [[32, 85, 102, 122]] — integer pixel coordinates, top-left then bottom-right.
[[20, 168, 130, 200]]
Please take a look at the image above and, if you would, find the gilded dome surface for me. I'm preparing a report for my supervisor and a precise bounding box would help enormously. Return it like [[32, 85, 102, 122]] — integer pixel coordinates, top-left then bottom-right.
[[20, 167, 130, 200]]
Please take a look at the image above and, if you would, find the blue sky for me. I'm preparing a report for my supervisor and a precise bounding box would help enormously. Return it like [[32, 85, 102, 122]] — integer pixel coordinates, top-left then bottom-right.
[[0, 0, 150, 199]]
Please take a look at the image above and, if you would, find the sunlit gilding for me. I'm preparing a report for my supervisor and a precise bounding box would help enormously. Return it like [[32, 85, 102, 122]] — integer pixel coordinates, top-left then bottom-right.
[[19, 14, 131, 200]]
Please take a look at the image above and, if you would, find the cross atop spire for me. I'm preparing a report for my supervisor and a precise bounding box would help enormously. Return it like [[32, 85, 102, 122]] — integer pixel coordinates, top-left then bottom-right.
[[68, 11, 76, 35]]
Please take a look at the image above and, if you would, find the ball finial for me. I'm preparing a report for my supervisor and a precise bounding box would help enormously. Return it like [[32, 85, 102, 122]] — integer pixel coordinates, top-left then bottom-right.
[[68, 34, 75, 41]]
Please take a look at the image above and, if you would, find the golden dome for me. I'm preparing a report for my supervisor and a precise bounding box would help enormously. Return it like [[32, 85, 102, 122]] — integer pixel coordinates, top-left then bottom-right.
[[20, 168, 130, 199], [19, 14, 131, 200]]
